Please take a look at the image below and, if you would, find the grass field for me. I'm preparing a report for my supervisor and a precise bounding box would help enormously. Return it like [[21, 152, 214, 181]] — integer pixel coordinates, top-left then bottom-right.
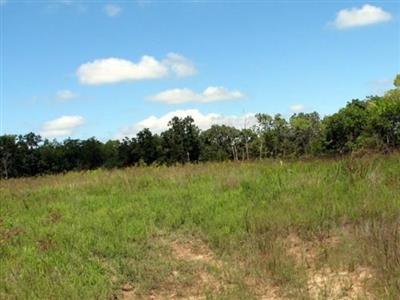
[[1, 154, 399, 299]]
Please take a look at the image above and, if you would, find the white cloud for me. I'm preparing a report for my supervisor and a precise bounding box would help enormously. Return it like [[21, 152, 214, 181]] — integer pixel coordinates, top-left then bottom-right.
[[150, 86, 244, 104], [333, 4, 392, 29], [163, 53, 197, 77], [104, 4, 122, 17], [40, 115, 85, 138], [56, 89, 77, 101], [76, 53, 196, 85], [77, 56, 168, 85], [289, 104, 305, 113], [151, 88, 198, 104], [115, 109, 256, 139]]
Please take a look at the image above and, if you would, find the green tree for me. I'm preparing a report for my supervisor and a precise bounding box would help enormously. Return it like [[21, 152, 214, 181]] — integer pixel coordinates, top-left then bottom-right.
[[161, 116, 200, 164], [289, 112, 322, 156], [200, 125, 241, 161], [394, 74, 400, 88], [136, 128, 161, 165], [38, 139, 65, 174], [365, 95, 400, 149], [117, 137, 139, 167], [103, 140, 120, 169], [17, 133, 42, 176], [324, 100, 369, 153], [255, 113, 290, 157], [62, 138, 84, 171], [80, 138, 106, 169], [0, 135, 18, 178]]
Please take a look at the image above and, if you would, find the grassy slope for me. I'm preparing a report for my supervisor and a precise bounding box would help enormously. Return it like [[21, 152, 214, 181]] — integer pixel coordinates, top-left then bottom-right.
[[1, 154, 399, 299]]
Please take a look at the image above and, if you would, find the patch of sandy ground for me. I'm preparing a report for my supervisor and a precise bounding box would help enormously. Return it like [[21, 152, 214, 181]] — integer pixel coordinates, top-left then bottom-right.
[[120, 233, 373, 299], [285, 233, 374, 299]]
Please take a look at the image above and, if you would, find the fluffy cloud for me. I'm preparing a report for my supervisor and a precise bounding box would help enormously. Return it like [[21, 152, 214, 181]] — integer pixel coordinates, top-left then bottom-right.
[[150, 86, 244, 104], [115, 109, 256, 139], [77, 53, 196, 85], [56, 89, 77, 101], [163, 53, 197, 77], [104, 4, 121, 17], [40, 115, 85, 137], [77, 56, 168, 85], [333, 4, 392, 29], [289, 104, 305, 113]]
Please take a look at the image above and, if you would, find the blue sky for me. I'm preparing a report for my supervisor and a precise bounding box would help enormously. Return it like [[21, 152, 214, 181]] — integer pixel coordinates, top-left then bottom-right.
[[1, 0, 399, 140]]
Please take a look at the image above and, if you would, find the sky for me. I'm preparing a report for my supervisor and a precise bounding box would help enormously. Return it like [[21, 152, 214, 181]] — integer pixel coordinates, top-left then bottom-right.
[[1, 0, 399, 140]]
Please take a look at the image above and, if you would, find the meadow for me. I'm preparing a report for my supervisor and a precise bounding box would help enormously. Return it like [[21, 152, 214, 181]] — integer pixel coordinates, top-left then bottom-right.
[[1, 154, 399, 299]]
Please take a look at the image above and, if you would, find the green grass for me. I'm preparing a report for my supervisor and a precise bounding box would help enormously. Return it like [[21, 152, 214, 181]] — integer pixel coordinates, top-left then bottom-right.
[[1, 154, 399, 299]]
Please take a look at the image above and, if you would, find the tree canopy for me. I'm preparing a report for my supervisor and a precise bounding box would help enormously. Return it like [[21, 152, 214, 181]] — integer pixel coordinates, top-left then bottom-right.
[[1, 75, 399, 178]]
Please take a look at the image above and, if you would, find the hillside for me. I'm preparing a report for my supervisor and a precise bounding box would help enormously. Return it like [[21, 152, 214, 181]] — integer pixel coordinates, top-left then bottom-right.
[[1, 154, 399, 299]]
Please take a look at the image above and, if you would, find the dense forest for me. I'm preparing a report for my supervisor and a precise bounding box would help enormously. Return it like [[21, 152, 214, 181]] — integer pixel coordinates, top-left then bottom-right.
[[1, 75, 399, 179]]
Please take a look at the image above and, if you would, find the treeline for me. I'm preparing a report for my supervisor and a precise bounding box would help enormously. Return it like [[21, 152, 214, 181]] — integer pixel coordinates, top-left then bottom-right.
[[1, 76, 399, 178]]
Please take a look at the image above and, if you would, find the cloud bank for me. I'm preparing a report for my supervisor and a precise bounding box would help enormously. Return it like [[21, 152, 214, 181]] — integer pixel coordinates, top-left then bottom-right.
[[150, 86, 243, 104], [77, 53, 196, 85], [115, 109, 256, 139], [40, 115, 85, 137], [163, 53, 197, 77], [333, 4, 392, 29]]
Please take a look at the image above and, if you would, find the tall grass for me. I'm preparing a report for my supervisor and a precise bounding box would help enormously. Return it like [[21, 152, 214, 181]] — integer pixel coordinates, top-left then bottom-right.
[[1, 154, 399, 299]]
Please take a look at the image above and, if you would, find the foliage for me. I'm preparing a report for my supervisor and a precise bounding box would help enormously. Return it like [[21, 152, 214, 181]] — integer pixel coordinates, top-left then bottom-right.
[[1, 75, 399, 178], [161, 116, 201, 164]]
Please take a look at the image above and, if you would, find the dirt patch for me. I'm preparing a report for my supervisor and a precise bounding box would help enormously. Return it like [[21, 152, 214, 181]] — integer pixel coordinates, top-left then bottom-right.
[[170, 238, 216, 264], [48, 211, 63, 223], [260, 294, 284, 300], [146, 294, 205, 300], [285, 232, 341, 268], [121, 283, 135, 299], [119, 232, 375, 299], [169, 238, 287, 299], [127, 237, 227, 299], [245, 276, 284, 300], [0, 226, 24, 244], [37, 238, 56, 252], [285, 232, 373, 299], [285, 233, 319, 267], [168, 238, 225, 297], [135, 270, 220, 299], [307, 267, 373, 299]]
